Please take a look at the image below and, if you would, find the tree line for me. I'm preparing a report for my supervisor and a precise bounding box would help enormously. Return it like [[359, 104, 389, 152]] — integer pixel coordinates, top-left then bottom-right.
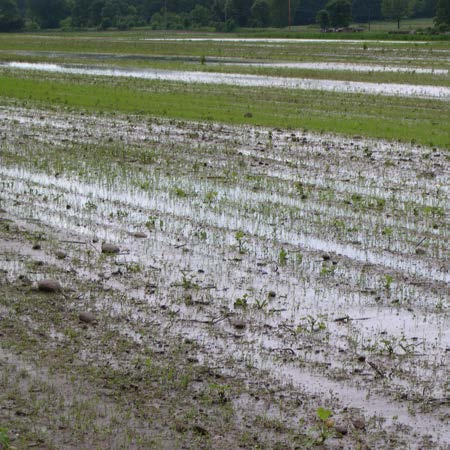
[[0, 0, 448, 32]]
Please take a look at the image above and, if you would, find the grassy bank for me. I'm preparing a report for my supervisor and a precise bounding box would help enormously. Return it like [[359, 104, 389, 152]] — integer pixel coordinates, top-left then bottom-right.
[[0, 71, 448, 148]]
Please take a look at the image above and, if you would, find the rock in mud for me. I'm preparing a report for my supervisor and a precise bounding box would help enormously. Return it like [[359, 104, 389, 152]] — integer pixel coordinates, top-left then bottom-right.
[[132, 232, 147, 238], [351, 417, 366, 430], [101, 243, 120, 254], [231, 319, 246, 330], [334, 422, 348, 435], [55, 251, 67, 259], [192, 424, 209, 436], [37, 279, 62, 293], [79, 311, 97, 324]]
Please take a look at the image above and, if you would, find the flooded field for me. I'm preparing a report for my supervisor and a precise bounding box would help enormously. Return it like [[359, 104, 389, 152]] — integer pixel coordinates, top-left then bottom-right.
[[0, 104, 448, 448], [143, 37, 430, 45], [2, 61, 450, 99], [0, 30, 449, 448]]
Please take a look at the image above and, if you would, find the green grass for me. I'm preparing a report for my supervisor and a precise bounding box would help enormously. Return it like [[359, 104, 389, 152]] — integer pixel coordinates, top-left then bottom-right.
[[1, 71, 448, 148]]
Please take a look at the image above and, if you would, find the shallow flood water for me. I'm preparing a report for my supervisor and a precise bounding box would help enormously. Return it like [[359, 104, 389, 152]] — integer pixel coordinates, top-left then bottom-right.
[[225, 61, 449, 74], [0, 106, 448, 446], [143, 37, 429, 45], [3, 61, 449, 99]]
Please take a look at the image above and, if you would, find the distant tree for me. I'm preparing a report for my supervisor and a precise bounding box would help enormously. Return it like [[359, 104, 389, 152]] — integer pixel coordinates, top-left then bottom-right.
[[71, 0, 91, 27], [316, 8, 330, 28], [28, 0, 70, 28], [0, 0, 24, 30], [410, 0, 437, 17], [351, 0, 383, 23], [140, 0, 161, 22], [295, 0, 327, 25], [250, 0, 270, 27], [211, 0, 226, 21], [226, 0, 252, 26], [434, 0, 450, 29], [381, 0, 411, 29], [270, 0, 289, 27], [190, 4, 209, 26], [325, 0, 352, 26]]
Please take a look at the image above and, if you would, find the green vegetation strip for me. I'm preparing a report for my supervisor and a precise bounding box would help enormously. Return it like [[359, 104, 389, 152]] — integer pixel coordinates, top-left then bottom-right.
[[1, 72, 449, 148]]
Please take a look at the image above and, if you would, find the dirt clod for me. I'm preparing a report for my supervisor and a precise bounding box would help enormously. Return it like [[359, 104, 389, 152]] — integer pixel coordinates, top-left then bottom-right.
[[351, 417, 366, 430], [78, 311, 97, 324], [101, 243, 120, 254], [230, 319, 246, 330], [334, 422, 349, 435], [192, 424, 209, 436], [55, 251, 67, 259], [37, 279, 62, 293], [132, 232, 147, 239]]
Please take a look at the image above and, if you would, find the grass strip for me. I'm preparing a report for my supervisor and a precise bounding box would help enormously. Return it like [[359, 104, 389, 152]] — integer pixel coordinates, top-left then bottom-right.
[[0, 72, 448, 148]]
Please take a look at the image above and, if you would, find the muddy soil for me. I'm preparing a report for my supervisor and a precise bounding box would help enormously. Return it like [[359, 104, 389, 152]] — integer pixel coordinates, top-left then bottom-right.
[[0, 105, 448, 449]]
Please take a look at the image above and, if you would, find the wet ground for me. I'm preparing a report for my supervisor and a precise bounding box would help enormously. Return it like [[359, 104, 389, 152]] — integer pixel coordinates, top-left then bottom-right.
[[2, 61, 449, 99], [0, 105, 448, 448]]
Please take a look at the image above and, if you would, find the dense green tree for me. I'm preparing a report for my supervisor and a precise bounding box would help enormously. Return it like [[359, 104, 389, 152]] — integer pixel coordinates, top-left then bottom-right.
[[190, 4, 209, 26], [71, 0, 91, 27], [351, 0, 383, 23], [434, 0, 449, 28], [226, 0, 253, 26], [270, 0, 289, 26], [27, 0, 70, 28], [381, 0, 411, 28], [0, 0, 24, 30], [325, 0, 352, 26], [250, 0, 270, 26], [410, 0, 437, 17], [316, 8, 330, 28], [294, 0, 326, 25], [211, 0, 226, 21], [0, 0, 437, 31]]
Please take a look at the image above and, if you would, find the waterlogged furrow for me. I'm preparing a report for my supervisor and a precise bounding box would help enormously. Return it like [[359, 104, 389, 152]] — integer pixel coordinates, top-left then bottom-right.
[[0, 204, 448, 444], [2, 62, 450, 100], [1, 110, 449, 445], [2, 107, 447, 206], [222, 61, 449, 74], [1, 170, 446, 311], [1, 109, 446, 246], [4, 49, 450, 74], [0, 108, 447, 268], [1, 164, 447, 285], [0, 239, 447, 446], [1, 198, 447, 390]]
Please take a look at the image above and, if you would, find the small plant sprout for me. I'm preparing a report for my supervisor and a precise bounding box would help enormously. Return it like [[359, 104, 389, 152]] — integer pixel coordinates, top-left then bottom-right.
[[0, 428, 10, 449], [204, 190, 218, 203], [384, 274, 394, 290], [303, 407, 335, 445], [235, 230, 246, 254], [297, 315, 327, 333], [234, 294, 248, 309], [279, 247, 288, 265], [254, 298, 268, 310]]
